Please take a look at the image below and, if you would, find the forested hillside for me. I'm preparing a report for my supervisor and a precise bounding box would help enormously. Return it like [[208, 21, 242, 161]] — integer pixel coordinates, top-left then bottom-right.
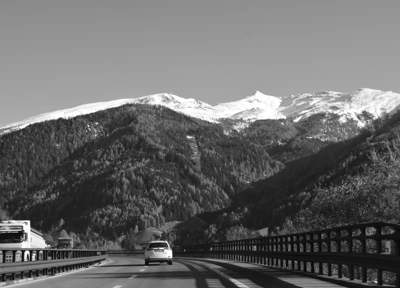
[[281, 111, 400, 233], [217, 112, 377, 229], [192, 110, 399, 242], [1, 103, 398, 248], [228, 111, 400, 236], [0, 104, 283, 245]]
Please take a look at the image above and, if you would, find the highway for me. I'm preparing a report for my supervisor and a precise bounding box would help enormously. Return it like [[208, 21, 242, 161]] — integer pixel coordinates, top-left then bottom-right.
[[9, 256, 348, 288]]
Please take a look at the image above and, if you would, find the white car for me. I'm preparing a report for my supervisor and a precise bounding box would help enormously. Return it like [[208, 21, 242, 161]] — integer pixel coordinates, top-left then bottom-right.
[[144, 240, 173, 265]]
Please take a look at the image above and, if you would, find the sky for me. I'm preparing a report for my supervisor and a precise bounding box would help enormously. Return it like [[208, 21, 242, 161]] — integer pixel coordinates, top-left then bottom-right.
[[1, 0, 400, 126]]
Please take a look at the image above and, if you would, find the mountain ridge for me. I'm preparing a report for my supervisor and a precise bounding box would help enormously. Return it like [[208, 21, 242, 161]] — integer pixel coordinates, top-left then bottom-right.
[[1, 88, 400, 136], [1, 92, 400, 247]]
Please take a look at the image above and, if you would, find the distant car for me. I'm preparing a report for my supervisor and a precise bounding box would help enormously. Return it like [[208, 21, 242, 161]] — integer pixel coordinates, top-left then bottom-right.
[[144, 240, 173, 265]]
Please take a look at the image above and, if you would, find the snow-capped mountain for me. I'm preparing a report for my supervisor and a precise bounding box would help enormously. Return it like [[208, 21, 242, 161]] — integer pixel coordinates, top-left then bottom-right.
[[278, 88, 400, 126], [0, 94, 215, 135], [1, 88, 400, 135]]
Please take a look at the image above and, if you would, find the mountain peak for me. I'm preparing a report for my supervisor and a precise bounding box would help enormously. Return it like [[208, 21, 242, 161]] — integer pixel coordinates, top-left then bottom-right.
[[252, 90, 264, 96], [247, 90, 272, 99]]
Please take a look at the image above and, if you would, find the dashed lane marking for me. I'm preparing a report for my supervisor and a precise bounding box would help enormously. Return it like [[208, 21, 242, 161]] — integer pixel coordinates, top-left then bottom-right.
[[112, 286, 123, 288], [129, 268, 145, 279]]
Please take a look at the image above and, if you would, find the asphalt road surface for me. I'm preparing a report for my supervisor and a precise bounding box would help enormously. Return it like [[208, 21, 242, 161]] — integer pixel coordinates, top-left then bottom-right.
[[8, 256, 348, 288]]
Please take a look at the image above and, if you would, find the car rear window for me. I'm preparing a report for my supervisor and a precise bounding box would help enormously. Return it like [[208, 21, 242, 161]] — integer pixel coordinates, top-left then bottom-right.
[[148, 242, 169, 248]]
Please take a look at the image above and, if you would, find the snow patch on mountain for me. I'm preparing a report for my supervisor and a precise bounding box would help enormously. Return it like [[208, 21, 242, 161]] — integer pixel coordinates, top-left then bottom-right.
[[0, 98, 141, 135], [214, 91, 284, 120], [135, 93, 213, 110], [134, 93, 218, 123]]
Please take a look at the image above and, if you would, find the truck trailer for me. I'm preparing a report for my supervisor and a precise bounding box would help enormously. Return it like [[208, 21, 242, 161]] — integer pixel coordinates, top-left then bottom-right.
[[0, 220, 47, 262]]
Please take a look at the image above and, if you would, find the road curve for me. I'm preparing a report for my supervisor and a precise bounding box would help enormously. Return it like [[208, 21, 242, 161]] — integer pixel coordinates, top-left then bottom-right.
[[7, 256, 348, 288]]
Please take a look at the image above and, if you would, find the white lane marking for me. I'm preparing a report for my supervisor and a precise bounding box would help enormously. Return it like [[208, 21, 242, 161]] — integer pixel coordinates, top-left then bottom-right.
[[203, 264, 250, 288], [112, 286, 123, 288], [129, 268, 145, 279]]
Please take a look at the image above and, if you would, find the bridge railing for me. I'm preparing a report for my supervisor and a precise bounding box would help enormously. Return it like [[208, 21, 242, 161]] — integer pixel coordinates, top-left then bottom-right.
[[0, 248, 107, 283], [176, 222, 400, 287]]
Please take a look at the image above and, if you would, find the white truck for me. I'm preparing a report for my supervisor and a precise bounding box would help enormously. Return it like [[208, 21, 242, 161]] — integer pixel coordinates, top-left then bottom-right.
[[0, 220, 47, 262]]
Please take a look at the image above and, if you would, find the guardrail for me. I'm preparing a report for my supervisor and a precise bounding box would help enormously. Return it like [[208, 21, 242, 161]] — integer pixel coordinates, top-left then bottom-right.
[[0, 248, 107, 283], [176, 222, 400, 288]]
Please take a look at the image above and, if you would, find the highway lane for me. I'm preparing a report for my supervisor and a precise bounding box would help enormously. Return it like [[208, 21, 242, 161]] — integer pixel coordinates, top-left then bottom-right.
[[8, 256, 238, 288], [7, 256, 348, 288]]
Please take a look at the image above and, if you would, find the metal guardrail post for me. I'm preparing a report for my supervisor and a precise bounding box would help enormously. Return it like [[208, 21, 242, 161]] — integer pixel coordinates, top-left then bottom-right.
[[302, 234, 307, 272], [318, 232, 323, 274], [376, 225, 383, 286], [396, 227, 400, 288], [348, 228, 354, 281], [310, 233, 315, 274], [336, 229, 342, 279], [361, 226, 367, 283]]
